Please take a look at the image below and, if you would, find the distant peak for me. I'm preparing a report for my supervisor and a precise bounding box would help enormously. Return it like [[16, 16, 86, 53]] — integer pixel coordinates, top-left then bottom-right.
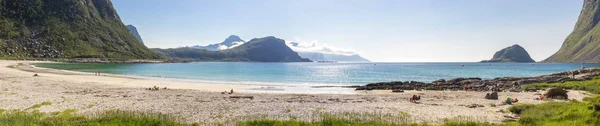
[[221, 35, 245, 45], [249, 36, 281, 42], [511, 44, 522, 47], [225, 35, 243, 41]]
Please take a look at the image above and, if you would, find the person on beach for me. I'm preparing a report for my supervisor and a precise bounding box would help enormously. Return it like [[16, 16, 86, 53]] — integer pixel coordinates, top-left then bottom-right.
[[410, 95, 420, 103], [505, 97, 512, 105]]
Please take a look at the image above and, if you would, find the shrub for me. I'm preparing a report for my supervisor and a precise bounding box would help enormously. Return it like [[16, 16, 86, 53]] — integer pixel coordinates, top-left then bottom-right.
[[508, 104, 534, 114]]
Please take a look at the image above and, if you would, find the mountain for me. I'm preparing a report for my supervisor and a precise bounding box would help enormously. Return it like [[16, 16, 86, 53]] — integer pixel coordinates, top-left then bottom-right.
[[322, 53, 370, 62], [0, 0, 158, 59], [544, 0, 600, 63], [153, 36, 312, 62], [296, 52, 370, 62], [191, 35, 245, 51], [296, 52, 326, 61], [127, 25, 143, 44], [481, 44, 535, 63], [288, 42, 370, 62]]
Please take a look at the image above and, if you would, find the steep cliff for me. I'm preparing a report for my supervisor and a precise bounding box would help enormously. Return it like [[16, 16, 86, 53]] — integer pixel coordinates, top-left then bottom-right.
[[0, 0, 159, 59], [544, 0, 600, 63]]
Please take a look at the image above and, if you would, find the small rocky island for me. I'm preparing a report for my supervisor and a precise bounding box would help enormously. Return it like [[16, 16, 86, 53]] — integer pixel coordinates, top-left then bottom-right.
[[481, 44, 535, 63]]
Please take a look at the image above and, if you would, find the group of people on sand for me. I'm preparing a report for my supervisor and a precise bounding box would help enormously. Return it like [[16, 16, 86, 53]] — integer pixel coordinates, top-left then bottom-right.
[[222, 89, 234, 94]]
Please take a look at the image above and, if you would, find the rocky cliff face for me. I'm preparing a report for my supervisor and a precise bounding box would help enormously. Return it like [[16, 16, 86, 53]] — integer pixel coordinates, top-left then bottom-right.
[[127, 25, 144, 44], [481, 44, 535, 63], [544, 0, 600, 63], [0, 0, 159, 59]]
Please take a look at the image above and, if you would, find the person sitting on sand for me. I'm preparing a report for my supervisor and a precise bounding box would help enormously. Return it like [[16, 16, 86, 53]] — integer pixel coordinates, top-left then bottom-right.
[[230, 89, 234, 94], [536, 95, 544, 100], [505, 97, 513, 105], [512, 98, 519, 103]]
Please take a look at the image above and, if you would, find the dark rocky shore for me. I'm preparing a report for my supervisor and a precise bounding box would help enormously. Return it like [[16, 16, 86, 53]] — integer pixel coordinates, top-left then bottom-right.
[[356, 68, 600, 92]]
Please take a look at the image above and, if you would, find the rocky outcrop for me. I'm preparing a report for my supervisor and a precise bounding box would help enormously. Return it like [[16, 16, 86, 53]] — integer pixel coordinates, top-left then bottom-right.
[[481, 44, 535, 63], [127, 25, 144, 44], [545, 88, 569, 99], [545, 0, 600, 63], [356, 68, 600, 91], [485, 92, 499, 100]]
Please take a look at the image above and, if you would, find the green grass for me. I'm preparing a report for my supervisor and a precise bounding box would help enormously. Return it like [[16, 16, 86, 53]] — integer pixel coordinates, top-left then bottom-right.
[[25, 101, 52, 110], [509, 78, 600, 126], [508, 96, 600, 126], [0, 109, 186, 126], [522, 77, 600, 94]]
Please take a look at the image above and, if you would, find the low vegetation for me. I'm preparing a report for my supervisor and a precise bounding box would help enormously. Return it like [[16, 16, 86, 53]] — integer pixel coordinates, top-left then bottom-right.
[[522, 77, 600, 94], [508, 78, 600, 126], [0, 109, 186, 126]]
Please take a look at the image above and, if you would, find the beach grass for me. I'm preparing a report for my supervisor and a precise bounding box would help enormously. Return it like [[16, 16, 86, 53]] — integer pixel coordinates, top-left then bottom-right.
[[0, 109, 185, 126], [0, 106, 504, 126], [507, 96, 600, 126], [508, 77, 600, 126], [522, 77, 600, 94]]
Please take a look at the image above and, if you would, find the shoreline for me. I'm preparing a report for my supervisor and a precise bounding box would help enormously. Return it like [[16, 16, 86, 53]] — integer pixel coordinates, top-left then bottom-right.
[[15, 61, 360, 94], [0, 60, 592, 124]]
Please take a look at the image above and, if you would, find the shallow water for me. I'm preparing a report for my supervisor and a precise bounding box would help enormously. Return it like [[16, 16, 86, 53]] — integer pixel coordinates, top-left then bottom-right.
[[35, 62, 599, 86]]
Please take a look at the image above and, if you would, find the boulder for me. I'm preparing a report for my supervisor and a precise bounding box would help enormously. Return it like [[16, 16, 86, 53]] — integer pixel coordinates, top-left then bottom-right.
[[485, 92, 498, 100], [545, 88, 568, 100]]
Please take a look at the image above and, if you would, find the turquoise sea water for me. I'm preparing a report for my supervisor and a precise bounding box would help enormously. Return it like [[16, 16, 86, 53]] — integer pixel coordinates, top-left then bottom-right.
[[35, 62, 600, 86]]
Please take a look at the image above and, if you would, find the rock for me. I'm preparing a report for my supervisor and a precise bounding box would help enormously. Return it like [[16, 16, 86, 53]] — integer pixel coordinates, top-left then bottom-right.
[[545, 88, 569, 100], [392, 89, 404, 93], [485, 92, 498, 100], [356, 68, 600, 92], [229, 96, 254, 100], [433, 79, 446, 83]]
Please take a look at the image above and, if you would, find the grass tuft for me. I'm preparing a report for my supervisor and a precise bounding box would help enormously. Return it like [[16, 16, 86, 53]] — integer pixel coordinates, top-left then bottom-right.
[[25, 102, 52, 110]]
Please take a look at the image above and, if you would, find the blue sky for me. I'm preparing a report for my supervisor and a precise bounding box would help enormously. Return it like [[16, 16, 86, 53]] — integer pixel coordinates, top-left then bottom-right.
[[112, 0, 583, 62]]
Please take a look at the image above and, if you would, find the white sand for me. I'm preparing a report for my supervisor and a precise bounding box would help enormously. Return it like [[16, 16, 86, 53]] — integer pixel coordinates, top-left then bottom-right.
[[0, 60, 590, 124]]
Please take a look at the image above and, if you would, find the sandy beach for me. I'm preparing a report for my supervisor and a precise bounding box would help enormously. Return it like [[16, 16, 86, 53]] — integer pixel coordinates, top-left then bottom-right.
[[0, 60, 590, 124]]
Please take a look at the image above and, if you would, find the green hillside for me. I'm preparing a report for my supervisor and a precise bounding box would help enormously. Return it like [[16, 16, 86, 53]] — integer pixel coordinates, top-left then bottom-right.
[[0, 0, 159, 59], [544, 0, 600, 63]]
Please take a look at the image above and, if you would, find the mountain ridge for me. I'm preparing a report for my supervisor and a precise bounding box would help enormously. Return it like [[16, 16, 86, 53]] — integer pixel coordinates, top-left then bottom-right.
[[153, 36, 311, 62], [544, 0, 600, 63], [191, 35, 245, 51], [0, 0, 159, 59]]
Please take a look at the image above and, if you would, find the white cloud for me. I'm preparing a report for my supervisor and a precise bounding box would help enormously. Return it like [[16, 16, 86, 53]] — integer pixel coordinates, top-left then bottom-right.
[[286, 39, 361, 56], [217, 41, 245, 50]]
